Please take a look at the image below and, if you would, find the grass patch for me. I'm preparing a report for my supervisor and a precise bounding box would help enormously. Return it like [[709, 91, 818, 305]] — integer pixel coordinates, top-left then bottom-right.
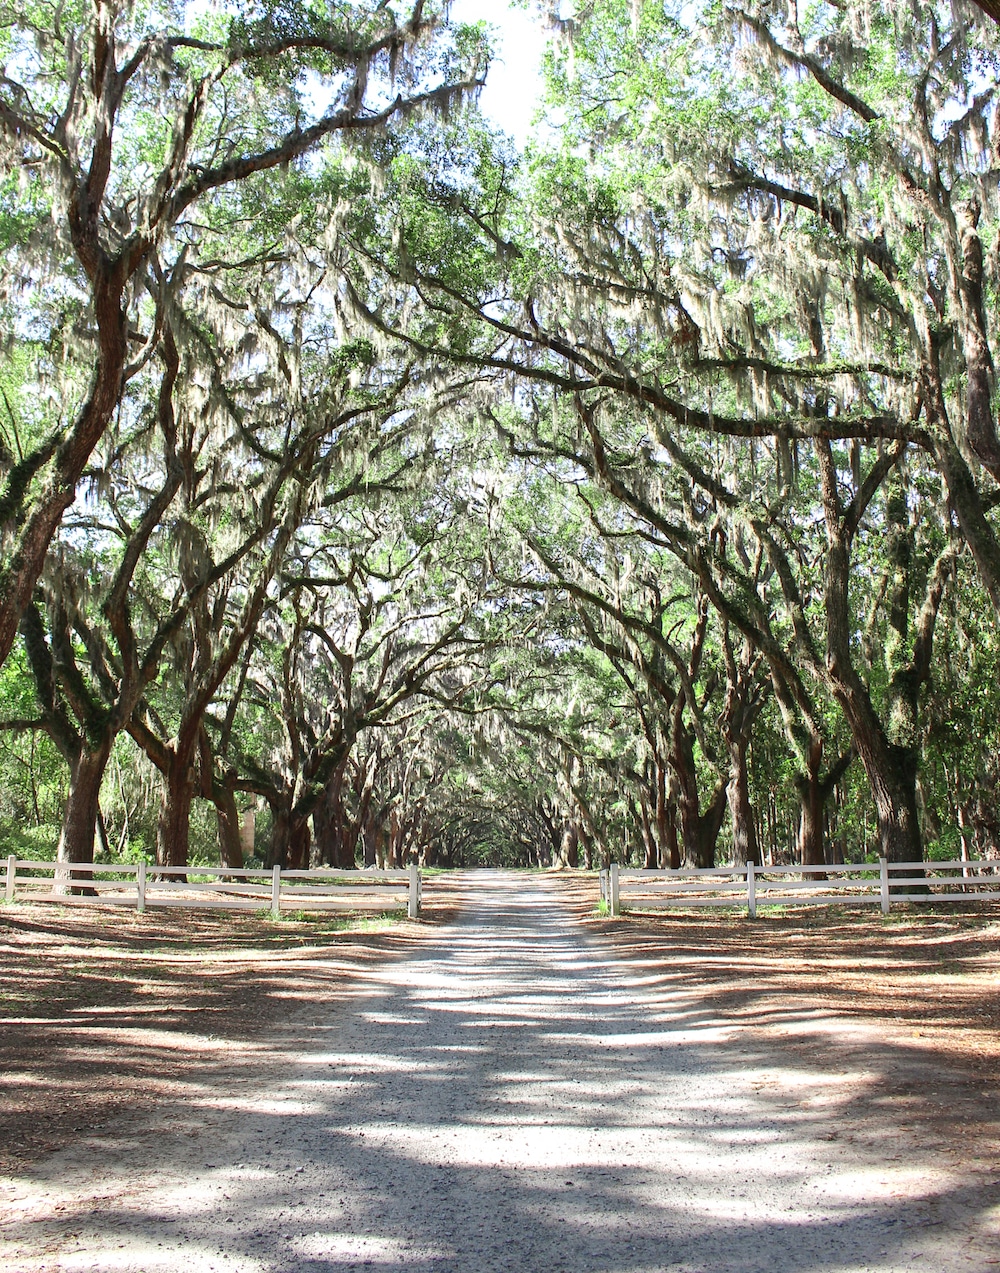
[[278, 908, 406, 930]]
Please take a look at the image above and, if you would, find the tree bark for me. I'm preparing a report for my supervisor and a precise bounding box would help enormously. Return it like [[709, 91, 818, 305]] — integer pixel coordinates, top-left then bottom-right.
[[727, 737, 760, 866], [213, 781, 245, 871], [311, 758, 367, 870], [672, 725, 726, 868], [54, 740, 113, 894], [922, 353, 1000, 616], [157, 754, 196, 871], [958, 210, 1000, 481], [266, 802, 291, 869], [577, 821, 594, 870], [664, 803, 680, 869], [795, 766, 826, 870], [266, 800, 312, 870], [363, 816, 379, 868], [387, 808, 401, 869], [793, 736, 856, 873], [638, 792, 658, 869], [287, 818, 311, 871], [657, 761, 681, 868], [679, 784, 728, 869], [818, 441, 925, 865], [0, 271, 128, 672], [313, 763, 352, 867], [555, 823, 579, 869], [834, 696, 922, 863]]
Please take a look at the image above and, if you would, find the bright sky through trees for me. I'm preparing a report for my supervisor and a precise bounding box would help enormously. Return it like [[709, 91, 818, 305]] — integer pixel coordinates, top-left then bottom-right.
[[4, 0, 1000, 876], [449, 0, 548, 144]]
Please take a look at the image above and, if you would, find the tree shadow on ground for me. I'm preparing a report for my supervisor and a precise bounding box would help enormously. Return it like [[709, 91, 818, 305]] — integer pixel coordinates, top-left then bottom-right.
[[0, 902, 435, 1173], [3, 877, 998, 1272]]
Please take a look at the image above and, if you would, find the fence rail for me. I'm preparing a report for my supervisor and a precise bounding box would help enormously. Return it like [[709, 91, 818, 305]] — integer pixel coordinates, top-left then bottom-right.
[[2, 857, 422, 919], [599, 858, 1000, 918]]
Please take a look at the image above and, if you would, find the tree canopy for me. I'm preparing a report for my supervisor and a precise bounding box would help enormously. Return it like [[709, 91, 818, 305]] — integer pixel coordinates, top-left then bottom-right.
[[2, 0, 999, 873]]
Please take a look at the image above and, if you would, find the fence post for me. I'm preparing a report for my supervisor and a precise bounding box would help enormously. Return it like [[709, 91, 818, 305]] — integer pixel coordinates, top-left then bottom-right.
[[747, 859, 756, 919], [610, 863, 620, 917], [271, 864, 281, 919], [879, 856, 890, 914], [136, 861, 146, 914], [53, 860, 70, 895], [599, 869, 607, 905], [5, 855, 15, 903], [408, 861, 420, 919]]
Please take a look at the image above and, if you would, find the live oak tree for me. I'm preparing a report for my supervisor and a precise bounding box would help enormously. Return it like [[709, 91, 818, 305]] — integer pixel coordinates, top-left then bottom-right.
[[5, 0, 1000, 873], [225, 430, 504, 868], [354, 0, 999, 864], [132, 349, 450, 868], [14, 214, 410, 872], [0, 0, 485, 672], [473, 454, 703, 867], [16, 329, 187, 876], [529, 2, 1000, 633], [493, 401, 781, 868], [507, 383, 962, 861]]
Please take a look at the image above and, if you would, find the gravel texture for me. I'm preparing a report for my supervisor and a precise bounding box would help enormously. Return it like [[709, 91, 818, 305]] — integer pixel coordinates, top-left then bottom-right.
[[2, 871, 998, 1272]]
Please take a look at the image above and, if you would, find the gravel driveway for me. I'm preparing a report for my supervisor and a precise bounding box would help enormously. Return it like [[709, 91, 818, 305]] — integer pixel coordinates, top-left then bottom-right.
[[3, 871, 998, 1272]]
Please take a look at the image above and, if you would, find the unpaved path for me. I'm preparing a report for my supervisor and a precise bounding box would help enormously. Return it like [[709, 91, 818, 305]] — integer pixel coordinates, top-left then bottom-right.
[[2, 872, 999, 1272]]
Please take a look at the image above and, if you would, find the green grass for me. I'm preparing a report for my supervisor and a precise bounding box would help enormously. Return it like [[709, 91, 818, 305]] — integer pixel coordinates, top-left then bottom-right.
[[275, 907, 407, 930]]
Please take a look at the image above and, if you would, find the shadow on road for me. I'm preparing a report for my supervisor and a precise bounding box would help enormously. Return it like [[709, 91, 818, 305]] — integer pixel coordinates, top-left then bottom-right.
[[4, 873, 998, 1272]]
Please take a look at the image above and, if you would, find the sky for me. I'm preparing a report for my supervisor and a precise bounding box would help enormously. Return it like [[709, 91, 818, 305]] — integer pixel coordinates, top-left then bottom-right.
[[181, 3, 553, 148], [446, 1, 551, 146]]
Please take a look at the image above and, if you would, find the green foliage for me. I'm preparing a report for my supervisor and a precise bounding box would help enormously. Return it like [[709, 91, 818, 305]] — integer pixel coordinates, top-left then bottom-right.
[[0, 823, 60, 860], [1, 0, 999, 885]]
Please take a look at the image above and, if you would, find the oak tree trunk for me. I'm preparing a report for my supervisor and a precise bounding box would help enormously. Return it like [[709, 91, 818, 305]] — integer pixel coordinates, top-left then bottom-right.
[[555, 823, 579, 869], [213, 782, 245, 871], [0, 272, 128, 672], [363, 817, 378, 868], [673, 727, 726, 868], [727, 737, 761, 866], [55, 740, 113, 894], [157, 756, 195, 871], [796, 769, 826, 871], [664, 801, 680, 869], [833, 689, 922, 863]]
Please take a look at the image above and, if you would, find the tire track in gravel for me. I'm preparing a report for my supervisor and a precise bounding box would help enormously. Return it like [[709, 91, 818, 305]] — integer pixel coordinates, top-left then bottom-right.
[[2, 871, 998, 1272]]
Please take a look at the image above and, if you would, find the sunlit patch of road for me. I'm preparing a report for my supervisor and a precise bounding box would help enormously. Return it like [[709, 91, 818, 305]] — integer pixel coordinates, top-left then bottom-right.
[[2, 871, 998, 1273]]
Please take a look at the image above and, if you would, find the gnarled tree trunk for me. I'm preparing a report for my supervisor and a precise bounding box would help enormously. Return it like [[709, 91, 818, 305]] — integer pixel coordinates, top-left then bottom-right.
[[727, 736, 760, 867], [833, 694, 922, 863], [672, 724, 727, 869], [213, 780, 245, 871], [157, 752, 196, 871], [55, 739, 113, 894], [796, 765, 826, 871], [554, 822, 579, 869]]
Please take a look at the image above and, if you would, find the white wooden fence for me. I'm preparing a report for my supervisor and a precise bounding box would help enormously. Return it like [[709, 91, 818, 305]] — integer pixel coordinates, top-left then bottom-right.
[[3, 858, 422, 919], [599, 858, 1000, 918]]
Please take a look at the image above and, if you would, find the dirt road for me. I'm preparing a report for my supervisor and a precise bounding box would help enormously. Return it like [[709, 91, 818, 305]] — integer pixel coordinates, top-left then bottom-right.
[[2, 873, 998, 1271]]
